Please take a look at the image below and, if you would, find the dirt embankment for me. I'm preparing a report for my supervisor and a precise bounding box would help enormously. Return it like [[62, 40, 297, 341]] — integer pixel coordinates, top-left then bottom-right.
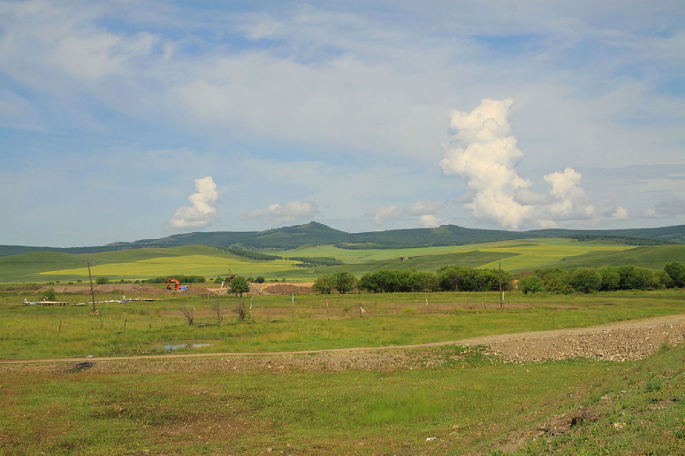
[[462, 314, 685, 362], [207, 282, 314, 296]]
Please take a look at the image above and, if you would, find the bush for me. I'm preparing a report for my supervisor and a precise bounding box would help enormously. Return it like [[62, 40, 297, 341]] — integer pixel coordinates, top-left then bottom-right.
[[519, 275, 544, 294], [95, 277, 109, 284], [229, 276, 250, 297], [664, 261, 685, 287], [43, 288, 56, 301], [599, 268, 621, 291], [570, 268, 602, 293], [255, 276, 265, 283], [313, 274, 336, 294], [625, 267, 659, 290], [333, 272, 357, 294]]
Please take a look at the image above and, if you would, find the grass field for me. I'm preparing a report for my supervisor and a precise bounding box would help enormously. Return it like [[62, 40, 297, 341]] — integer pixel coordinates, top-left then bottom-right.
[[2, 288, 684, 360], [41, 254, 300, 280], [273, 238, 634, 268], [1, 286, 684, 454], [0, 245, 303, 282]]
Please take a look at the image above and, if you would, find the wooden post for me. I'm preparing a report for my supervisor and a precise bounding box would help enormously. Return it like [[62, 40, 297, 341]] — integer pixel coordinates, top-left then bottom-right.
[[87, 261, 96, 312], [499, 262, 503, 309]]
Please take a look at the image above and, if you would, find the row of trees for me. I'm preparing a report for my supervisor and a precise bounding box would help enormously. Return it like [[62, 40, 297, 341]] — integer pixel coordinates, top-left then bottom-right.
[[519, 262, 685, 294], [313, 267, 512, 294], [312, 262, 685, 295]]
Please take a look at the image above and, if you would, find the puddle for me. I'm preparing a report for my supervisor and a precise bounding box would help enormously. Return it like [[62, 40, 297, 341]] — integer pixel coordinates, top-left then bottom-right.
[[163, 343, 212, 351]]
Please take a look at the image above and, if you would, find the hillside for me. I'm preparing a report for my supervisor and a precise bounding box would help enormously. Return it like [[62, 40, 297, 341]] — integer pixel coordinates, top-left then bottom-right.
[[1, 222, 684, 256], [553, 245, 685, 270]]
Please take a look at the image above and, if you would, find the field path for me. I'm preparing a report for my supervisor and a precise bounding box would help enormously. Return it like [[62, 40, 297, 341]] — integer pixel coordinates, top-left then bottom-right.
[[2, 314, 684, 366]]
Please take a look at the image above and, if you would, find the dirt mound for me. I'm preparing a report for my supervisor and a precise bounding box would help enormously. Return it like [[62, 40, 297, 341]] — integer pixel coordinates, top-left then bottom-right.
[[251, 282, 314, 295], [37, 284, 165, 294]]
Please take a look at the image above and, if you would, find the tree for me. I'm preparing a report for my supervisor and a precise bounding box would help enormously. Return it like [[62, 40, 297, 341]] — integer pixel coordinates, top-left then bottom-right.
[[599, 268, 621, 291], [625, 267, 658, 290], [664, 261, 685, 287], [313, 274, 336, 294], [43, 288, 57, 301], [229, 276, 250, 297], [334, 272, 357, 294], [570, 268, 602, 293], [519, 275, 544, 294]]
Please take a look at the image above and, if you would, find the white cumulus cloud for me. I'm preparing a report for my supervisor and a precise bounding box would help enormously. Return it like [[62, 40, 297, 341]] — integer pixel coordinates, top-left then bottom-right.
[[246, 200, 318, 224], [419, 214, 443, 228], [612, 206, 629, 220], [168, 176, 219, 229], [441, 98, 597, 229], [374, 200, 444, 225]]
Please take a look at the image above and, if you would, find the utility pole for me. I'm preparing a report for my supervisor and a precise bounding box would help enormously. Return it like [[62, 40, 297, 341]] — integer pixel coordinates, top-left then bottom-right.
[[498, 261, 503, 309], [87, 261, 96, 312]]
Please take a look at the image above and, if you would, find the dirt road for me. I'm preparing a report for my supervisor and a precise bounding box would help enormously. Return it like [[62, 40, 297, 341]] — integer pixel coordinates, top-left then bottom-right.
[[2, 314, 683, 372]]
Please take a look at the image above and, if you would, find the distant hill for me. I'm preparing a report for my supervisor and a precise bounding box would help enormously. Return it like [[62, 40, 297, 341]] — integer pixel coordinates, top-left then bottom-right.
[[1, 221, 684, 256]]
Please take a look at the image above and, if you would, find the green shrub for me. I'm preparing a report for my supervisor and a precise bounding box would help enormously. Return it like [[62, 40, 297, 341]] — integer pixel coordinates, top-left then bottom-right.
[[95, 277, 109, 285], [43, 288, 56, 301], [664, 261, 685, 287], [313, 274, 336, 294], [519, 275, 544, 294], [570, 268, 602, 293]]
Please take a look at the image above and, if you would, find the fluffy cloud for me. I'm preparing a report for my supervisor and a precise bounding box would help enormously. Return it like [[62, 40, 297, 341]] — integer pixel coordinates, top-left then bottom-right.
[[246, 200, 318, 224], [612, 206, 629, 220], [419, 214, 444, 228], [168, 176, 219, 229], [374, 200, 443, 225], [441, 98, 597, 229], [644, 197, 685, 217]]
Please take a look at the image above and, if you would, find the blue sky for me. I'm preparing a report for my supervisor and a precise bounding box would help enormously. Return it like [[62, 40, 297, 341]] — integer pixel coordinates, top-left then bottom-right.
[[0, 0, 684, 246]]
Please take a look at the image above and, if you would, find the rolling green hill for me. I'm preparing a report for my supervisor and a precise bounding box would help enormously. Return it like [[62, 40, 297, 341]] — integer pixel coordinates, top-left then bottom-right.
[[2, 222, 683, 257], [0, 246, 302, 282], [551, 245, 685, 270], [1, 236, 683, 283]]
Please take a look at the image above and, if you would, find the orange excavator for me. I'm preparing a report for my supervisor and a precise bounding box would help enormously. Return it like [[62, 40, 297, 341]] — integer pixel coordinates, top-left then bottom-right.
[[166, 277, 188, 291]]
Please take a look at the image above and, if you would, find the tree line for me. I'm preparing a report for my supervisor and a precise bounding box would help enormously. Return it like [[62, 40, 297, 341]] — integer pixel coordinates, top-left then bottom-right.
[[519, 262, 685, 294], [312, 261, 685, 294]]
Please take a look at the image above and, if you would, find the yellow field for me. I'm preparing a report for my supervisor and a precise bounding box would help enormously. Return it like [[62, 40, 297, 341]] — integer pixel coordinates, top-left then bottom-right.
[[41, 254, 302, 279]]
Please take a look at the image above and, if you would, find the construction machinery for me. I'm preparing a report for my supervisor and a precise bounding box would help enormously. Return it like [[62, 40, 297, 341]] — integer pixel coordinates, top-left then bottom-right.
[[166, 277, 189, 291]]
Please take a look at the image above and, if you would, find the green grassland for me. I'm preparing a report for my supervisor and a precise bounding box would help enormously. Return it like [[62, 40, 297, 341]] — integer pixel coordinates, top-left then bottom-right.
[[553, 244, 685, 270], [1, 238, 683, 284], [2, 289, 684, 360], [1, 322, 683, 455], [1, 284, 684, 454], [0, 245, 303, 282], [273, 237, 633, 265]]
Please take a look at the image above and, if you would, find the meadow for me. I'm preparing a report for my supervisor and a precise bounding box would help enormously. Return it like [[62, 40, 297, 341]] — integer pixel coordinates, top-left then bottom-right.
[[1, 241, 684, 455], [1, 288, 684, 360], [1, 289, 683, 455]]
